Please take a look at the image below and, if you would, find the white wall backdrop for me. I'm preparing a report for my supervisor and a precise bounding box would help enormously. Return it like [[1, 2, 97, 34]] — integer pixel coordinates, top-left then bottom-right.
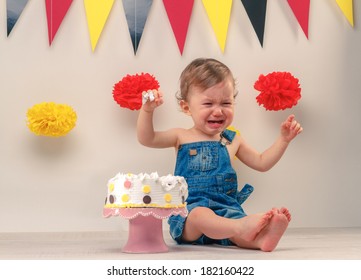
[[0, 0, 360, 232]]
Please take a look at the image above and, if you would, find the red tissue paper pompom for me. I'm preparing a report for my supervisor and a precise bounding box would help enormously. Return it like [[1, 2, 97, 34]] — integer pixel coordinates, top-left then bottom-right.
[[254, 71, 301, 111], [112, 73, 160, 110]]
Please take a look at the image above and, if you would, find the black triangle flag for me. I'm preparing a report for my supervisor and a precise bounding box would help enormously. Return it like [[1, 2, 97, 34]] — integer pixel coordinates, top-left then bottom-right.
[[123, 0, 153, 54], [241, 0, 267, 47], [7, 0, 29, 36]]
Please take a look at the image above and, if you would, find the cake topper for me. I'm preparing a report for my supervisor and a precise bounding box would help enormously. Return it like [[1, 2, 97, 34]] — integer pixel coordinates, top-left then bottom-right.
[[112, 73, 160, 110], [254, 71, 301, 111]]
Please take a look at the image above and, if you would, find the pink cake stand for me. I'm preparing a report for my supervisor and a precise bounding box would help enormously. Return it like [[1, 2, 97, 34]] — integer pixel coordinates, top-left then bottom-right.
[[103, 207, 188, 253]]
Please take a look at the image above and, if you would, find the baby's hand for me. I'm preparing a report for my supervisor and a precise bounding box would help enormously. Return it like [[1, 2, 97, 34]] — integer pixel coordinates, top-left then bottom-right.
[[280, 114, 303, 143], [141, 90, 164, 112]]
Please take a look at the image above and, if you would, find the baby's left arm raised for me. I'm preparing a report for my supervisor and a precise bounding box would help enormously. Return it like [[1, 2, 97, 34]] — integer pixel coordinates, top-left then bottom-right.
[[235, 115, 302, 172]]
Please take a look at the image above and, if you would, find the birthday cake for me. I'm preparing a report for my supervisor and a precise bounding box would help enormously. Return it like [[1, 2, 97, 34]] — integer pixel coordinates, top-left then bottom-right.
[[104, 172, 188, 208]]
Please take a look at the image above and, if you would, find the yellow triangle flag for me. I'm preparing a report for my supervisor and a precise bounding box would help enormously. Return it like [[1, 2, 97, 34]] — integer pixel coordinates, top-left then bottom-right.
[[202, 0, 233, 52], [84, 0, 115, 51], [335, 0, 354, 27]]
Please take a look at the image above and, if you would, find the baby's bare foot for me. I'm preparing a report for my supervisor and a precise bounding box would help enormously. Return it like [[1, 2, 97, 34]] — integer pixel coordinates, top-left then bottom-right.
[[279, 207, 291, 222], [238, 210, 274, 242], [256, 210, 290, 252]]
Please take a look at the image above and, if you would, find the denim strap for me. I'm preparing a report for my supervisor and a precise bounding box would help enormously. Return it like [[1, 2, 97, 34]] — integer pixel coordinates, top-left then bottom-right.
[[220, 129, 236, 145]]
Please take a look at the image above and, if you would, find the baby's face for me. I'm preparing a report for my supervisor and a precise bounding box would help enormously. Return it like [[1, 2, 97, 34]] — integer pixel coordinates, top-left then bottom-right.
[[182, 79, 235, 137]]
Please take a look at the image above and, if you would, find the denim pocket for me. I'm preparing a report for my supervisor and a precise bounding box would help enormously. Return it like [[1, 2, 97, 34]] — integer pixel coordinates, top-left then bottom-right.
[[187, 146, 218, 171], [236, 184, 254, 205]]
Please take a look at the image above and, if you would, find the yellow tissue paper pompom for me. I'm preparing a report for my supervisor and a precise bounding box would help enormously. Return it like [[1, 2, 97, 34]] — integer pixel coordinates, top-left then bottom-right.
[[27, 102, 77, 137]]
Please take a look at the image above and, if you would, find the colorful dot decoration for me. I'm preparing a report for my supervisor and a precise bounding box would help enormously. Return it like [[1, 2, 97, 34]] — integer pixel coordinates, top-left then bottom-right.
[[121, 194, 130, 203], [106, 193, 183, 205], [104, 177, 187, 207], [143, 195, 151, 204], [124, 180, 132, 189], [164, 193, 172, 203], [142, 185, 151, 194]]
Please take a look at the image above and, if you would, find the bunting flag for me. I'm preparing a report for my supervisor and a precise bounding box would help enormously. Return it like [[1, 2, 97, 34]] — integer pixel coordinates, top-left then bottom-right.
[[6, 0, 29, 36], [45, 0, 74, 45], [84, 0, 115, 51], [202, 0, 233, 52], [241, 0, 267, 47], [122, 0, 153, 54], [163, 0, 194, 55], [336, 0, 354, 27], [287, 0, 310, 38], [4, 1, 358, 51]]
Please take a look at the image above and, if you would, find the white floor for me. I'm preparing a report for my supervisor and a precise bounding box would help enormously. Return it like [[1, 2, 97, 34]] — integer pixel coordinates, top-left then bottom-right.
[[1, 227, 361, 260]]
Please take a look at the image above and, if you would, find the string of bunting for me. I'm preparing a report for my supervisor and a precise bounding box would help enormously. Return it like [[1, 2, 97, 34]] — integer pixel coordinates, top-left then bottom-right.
[[6, 0, 355, 53]]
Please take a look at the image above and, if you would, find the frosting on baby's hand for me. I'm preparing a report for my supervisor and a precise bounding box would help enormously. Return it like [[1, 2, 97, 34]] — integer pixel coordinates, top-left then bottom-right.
[[142, 90, 155, 105]]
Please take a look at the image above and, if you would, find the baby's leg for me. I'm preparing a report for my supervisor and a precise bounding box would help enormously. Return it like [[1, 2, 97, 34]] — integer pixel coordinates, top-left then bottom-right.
[[231, 207, 291, 252], [182, 207, 273, 243]]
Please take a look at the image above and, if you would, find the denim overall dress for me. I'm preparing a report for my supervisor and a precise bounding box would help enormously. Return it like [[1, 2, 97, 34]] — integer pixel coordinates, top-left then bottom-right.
[[168, 129, 254, 246]]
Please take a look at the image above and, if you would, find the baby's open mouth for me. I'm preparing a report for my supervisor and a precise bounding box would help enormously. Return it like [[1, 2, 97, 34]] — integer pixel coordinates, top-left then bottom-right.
[[208, 120, 224, 124]]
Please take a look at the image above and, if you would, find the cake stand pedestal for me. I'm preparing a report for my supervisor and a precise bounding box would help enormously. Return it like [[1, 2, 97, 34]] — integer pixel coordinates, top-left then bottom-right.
[[103, 207, 187, 253]]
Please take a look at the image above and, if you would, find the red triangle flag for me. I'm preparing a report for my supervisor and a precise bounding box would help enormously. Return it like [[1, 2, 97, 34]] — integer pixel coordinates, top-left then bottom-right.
[[163, 0, 194, 54], [46, 0, 73, 45], [287, 0, 310, 38]]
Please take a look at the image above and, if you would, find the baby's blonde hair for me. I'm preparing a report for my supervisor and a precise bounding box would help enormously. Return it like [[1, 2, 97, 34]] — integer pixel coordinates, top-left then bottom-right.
[[176, 58, 236, 104]]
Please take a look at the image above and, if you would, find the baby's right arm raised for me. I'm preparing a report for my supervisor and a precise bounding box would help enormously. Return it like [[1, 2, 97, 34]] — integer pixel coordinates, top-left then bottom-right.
[[137, 90, 179, 149]]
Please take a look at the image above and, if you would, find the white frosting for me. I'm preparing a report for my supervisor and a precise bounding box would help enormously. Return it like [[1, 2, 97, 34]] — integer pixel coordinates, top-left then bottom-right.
[[142, 90, 155, 105], [105, 172, 188, 208]]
